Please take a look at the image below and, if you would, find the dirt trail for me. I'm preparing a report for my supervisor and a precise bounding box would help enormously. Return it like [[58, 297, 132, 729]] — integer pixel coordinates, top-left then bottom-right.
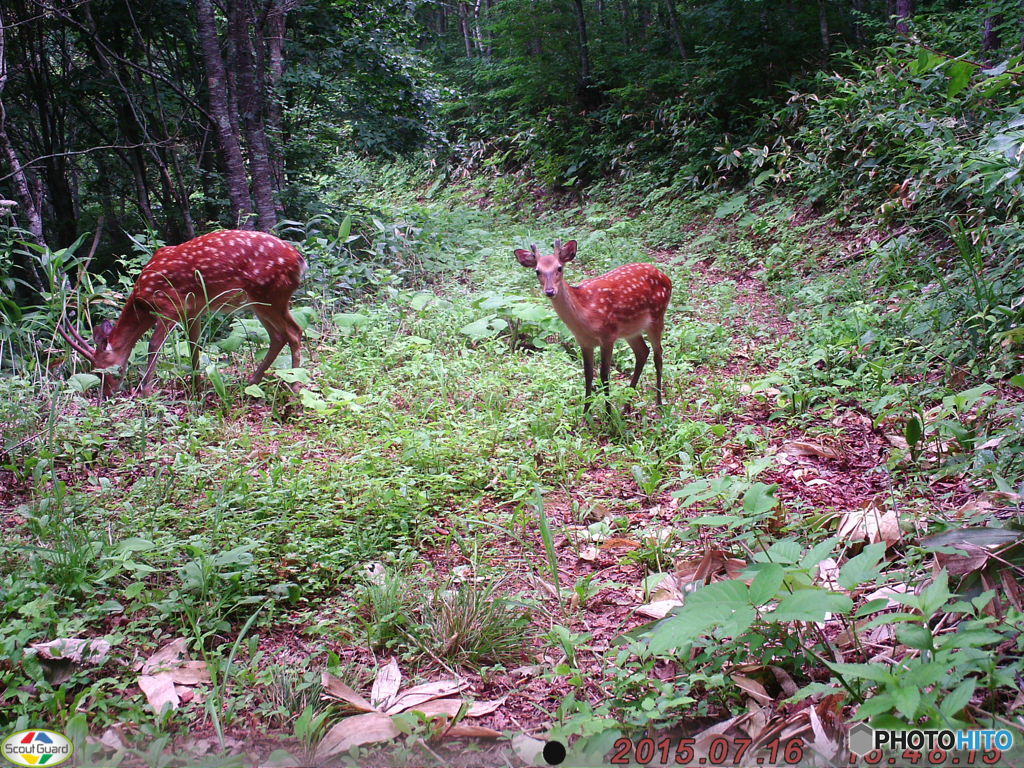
[[452, 250, 902, 740]]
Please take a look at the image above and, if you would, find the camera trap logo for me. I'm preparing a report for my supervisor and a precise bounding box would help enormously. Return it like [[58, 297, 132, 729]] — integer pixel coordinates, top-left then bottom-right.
[[1, 730, 74, 767]]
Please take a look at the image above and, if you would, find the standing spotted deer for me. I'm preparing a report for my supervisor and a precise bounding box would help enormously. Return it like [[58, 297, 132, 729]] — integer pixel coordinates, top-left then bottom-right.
[[58, 230, 306, 398], [515, 239, 671, 413]]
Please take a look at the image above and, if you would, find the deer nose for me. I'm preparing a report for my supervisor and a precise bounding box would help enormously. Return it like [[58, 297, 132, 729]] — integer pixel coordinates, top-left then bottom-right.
[[545, 288, 556, 297]]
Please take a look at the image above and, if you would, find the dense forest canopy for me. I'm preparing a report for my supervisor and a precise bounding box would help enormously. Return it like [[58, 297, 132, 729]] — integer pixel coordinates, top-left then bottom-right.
[[2, 0, 1020, 257]]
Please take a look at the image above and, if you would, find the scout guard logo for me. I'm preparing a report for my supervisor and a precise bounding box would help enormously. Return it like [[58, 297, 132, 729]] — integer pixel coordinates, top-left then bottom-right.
[[1, 730, 74, 766]]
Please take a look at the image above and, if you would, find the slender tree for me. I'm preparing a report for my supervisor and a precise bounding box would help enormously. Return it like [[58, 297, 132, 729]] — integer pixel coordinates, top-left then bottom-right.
[[196, 0, 254, 228], [230, 0, 277, 230]]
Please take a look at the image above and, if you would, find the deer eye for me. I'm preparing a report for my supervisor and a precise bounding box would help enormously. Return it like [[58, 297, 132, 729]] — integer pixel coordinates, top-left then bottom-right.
[[536, 269, 541, 275], [557, 266, 563, 272]]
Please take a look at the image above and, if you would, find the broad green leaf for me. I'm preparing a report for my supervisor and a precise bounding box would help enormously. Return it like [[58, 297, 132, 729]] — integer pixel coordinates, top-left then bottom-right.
[[904, 416, 922, 446], [946, 60, 973, 97], [747, 563, 784, 605], [409, 293, 432, 311], [333, 312, 370, 329], [275, 368, 311, 384], [905, 661, 948, 688], [68, 373, 101, 393], [216, 334, 245, 352], [939, 678, 976, 717], [647, 580, 750, 653], [828, 662, 895, 685], [839, 542, 887, 589], [460, 317, 501, 341], [773, 589, 852, 622], [917, 571, 951, 615], [337, 214, 352, 242], [244, 384, 265, 398], [892, 685, 922, 720], [116, 538, 156, 553], [802, 537, 838, 568], [896, 624, 933, 651], [300, 390, 329, 411], [763, 539, 802, 565], [742, 482, 778, 516]]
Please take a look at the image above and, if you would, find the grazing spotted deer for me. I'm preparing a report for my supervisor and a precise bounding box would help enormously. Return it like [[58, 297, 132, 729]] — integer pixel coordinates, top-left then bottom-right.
[[515, 239, 671, 412], [58, 230, 306, 398]]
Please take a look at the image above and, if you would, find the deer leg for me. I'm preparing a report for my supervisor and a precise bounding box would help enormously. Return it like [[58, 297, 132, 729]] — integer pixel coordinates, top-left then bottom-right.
[[626, 335, 650, 389], [187, 318, 202, 394], [649, 321, 665, 407], [600, 342, 614, 415], [581, 346, 595, 413], [250, 307, 289, 385], [283, 309, 303, 369], [138, 319, 174, 396]]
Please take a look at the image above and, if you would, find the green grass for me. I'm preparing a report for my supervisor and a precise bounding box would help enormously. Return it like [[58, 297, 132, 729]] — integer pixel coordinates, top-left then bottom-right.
[[2, 184, 1023, 761]]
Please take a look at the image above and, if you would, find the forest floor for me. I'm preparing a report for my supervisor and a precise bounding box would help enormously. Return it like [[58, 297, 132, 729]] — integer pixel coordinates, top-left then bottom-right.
[[2, 195, 1022, 766]]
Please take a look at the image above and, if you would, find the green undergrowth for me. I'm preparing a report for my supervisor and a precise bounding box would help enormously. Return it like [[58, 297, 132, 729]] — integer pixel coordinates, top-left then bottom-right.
[[2, 182, 1023, 759]]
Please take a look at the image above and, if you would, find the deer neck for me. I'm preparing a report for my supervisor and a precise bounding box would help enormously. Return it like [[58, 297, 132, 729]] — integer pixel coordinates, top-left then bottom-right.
[[551, 284, 598, 346], [104, 301, 153, 367]]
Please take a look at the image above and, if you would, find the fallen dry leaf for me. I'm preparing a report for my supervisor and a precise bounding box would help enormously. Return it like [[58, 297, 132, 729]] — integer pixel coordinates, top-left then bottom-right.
[[443, 724, 502, 739], [635, 599, 684, 619], [383, 679, 469, 715], [837, 497, 901, 547], [371, 658, 402, 709], [732, 674, 772, 706], [676, 548, 747, 585], [140, 638, 188, 675], [511, 734, 545, 764], [29, 637, 111, 664], [322, 672, 375, 712], [136, 638, 208, 713], [784, 440, 842, 459], [315, 712, 399, 762], [138, 674, 179, 713]]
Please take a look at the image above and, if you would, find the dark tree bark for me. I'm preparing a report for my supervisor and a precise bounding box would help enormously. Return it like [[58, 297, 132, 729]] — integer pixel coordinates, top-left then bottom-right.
[[459, 3, 473, 57], [894, 0, 912, 34], [571, 0, 591, 83], [664, 0, 687, 58], [0, 9, 44, 251], [230, 0, 277, 231], [265, 0, 288, 192], [818, 0, 830, 53], [982, 14, 1003, 53], [196, 0, 254, 228]]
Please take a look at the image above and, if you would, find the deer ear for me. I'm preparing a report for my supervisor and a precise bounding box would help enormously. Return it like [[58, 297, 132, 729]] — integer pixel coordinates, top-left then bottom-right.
[[94, 319, 115, 349], [558, 240, 577, 263], [514, 248, 537, 268]]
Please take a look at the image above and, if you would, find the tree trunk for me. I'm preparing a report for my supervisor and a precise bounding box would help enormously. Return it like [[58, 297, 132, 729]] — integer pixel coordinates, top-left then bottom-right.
[[571, 0, 591, 83], [0, 8, 45, 288], [894, 0, 912, 35], [981, 14, 1002, 53], [818, 0, 830, 53], [195, 0, 254, 228], [663, 0, 687, 58], [265, 0, 287, 192], [229, 0, 276, 231], [459, 3, 473, 57]]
